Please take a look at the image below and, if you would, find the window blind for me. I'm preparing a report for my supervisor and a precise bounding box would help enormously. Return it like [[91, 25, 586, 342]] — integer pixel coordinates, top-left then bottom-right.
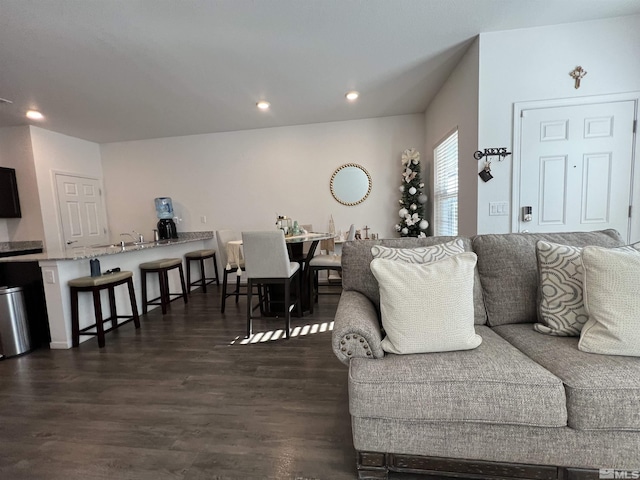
[[433, 130, 459, 236]]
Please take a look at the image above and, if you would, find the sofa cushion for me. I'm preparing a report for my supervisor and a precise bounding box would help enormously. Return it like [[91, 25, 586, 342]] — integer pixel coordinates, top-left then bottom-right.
[[472, 230, 623, 327], [578, 246, 640, 357], [371, 254, 482, 354], [343, 237, 487, 325], [493, 323, 640, 431], [348, 325, 567, 427]]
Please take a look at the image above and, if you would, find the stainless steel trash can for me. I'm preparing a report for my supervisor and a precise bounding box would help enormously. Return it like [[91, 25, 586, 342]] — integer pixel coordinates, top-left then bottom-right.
[[0, 286, 31, 358]]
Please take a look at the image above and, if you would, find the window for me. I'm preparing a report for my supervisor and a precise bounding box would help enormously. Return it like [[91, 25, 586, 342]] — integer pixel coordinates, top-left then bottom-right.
[[433, 129, 459, 236]]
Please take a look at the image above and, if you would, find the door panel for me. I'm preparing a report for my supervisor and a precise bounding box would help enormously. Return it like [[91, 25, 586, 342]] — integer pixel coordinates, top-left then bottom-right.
[[56, 174, 108, 247], [518, 100, 635, 239], [539, 156, 567, 225]]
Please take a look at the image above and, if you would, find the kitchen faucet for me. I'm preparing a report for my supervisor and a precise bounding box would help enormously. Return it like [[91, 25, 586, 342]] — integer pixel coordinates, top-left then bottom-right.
[[119, 231, 144, 246]]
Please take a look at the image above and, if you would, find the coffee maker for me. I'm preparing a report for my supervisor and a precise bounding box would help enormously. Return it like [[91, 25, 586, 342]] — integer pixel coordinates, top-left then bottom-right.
[[155, 197, 178, 240]]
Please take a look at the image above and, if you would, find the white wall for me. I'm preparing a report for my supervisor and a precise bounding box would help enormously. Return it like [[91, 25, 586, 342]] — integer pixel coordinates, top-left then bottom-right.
[[424, 38, 479, 237], [478, 14, 640, 235], [0, 126, 45, 243], [29, 126, 104, 250], [100, 115, 425, 241]]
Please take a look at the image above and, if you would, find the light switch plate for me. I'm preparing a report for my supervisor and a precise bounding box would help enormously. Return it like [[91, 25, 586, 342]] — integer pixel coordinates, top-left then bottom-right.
[[489, 201, 509, 216]]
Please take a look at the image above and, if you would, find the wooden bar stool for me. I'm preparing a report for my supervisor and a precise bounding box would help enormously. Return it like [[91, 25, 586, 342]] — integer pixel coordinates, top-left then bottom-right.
[[184, 249, 219, 293], [69, 270, 140, 348], [140, 258, 188, 314]]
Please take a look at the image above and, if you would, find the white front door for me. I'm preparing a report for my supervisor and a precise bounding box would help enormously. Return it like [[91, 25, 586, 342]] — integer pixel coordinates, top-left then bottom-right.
[[517, 100, 636, 241], [55, 174, 109, 247]]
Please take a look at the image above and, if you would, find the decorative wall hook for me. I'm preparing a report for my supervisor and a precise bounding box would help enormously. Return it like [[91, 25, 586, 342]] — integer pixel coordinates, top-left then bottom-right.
[[569, 66, 587, 89], [473, 147, 511, 161]]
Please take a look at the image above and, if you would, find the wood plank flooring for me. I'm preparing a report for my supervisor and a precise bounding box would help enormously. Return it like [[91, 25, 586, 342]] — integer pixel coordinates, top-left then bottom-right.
[[0, 287, 359, 480]]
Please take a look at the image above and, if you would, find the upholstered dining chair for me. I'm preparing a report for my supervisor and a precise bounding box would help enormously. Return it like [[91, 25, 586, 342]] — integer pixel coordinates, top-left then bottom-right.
[[308, 223, 356, 313], [242, 230, 302, 339], [216, 229, 246, 313]]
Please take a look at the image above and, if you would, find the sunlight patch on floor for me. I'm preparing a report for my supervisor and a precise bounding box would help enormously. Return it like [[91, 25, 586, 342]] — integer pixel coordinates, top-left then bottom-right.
[[229, 321, 334, 345]]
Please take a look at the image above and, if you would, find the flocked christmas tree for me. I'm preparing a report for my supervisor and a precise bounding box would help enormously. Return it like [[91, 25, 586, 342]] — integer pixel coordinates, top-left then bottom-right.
[[395, 148, 429, 237]]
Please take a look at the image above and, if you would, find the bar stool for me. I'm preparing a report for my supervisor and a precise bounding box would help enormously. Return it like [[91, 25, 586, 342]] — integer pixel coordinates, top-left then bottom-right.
[[69, 270, 140, 348], [184, 249, 219, 293], [140, 258, 188, 314]]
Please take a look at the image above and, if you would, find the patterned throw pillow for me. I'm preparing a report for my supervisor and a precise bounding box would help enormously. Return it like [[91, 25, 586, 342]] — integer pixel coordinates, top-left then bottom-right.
[[578, 246, 640, 357], [370, 253, 482, 354], [534, 240, 640, 336], [534, 241, 587, 336], [371, 238, 465, 263]]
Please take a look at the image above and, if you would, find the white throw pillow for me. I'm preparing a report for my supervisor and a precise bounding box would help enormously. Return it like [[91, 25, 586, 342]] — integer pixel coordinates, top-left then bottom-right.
[[578, 246, 640, 357], [370, 253, 482, 354], [534, 241, 587, 336], [371, 238, 465, 263]]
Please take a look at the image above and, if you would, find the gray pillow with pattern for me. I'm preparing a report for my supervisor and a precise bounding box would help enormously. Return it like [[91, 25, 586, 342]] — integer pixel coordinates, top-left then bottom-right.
[[534, 240, 640, 336], [534, 241, 587, 336], [371, 238, 465, 263]]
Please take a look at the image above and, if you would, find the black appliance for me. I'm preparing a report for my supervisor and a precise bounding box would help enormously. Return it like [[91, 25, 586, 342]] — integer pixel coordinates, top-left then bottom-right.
[[0, 167, 21, 218], [157, 218, 178, 240]]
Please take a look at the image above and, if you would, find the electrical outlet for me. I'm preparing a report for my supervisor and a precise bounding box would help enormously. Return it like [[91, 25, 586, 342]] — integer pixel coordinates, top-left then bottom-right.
[[200, 215, 207, 224], [44, 269, 56, 284]]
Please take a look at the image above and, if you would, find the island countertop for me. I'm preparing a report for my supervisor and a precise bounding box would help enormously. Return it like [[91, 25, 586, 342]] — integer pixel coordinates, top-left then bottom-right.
[[0, 231, 214, 262], [12, 231, 217, 350]]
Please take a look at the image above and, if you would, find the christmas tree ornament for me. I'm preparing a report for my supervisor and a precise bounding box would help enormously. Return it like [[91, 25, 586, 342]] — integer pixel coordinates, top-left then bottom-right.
[[419, 219, 429, 230], [409, 186, 417, 195], [402, 227, 408, 234], [410, 203, 417, 211], [399, 208, 409, 217], [399, 185, 405, 192], [418, 194, 428, 204]]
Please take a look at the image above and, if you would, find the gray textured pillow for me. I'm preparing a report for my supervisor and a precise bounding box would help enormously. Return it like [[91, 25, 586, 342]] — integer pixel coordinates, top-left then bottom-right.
[[370, 253, 482, 354], [371, 238, 464, 263], [534, 241, 587, 336], [578, 246, 640, 356]]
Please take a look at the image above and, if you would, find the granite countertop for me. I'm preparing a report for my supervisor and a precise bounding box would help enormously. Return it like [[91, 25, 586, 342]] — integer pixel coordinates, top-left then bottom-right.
[[0, 232, 214, 262], [0, 241, 44, 255]]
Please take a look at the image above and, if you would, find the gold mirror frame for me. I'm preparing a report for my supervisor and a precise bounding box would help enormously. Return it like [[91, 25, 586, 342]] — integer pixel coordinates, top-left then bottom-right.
[[330, 163, 372, 206]]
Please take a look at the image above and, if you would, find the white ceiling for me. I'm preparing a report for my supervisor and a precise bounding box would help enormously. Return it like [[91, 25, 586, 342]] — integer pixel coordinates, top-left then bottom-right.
[[1, 0, 640, 144]]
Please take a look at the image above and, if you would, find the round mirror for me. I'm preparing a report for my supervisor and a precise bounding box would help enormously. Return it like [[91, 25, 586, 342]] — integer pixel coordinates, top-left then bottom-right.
[[330, 163, 372, 206]]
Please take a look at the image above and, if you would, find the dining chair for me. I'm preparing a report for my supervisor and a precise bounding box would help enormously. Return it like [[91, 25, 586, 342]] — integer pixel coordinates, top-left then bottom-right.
[[308, 223, 356, 313], [242, 230, 302, 339], [216, 229, 246, 313]]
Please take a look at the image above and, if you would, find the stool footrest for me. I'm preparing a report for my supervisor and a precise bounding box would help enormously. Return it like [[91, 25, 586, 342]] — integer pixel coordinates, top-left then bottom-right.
[[79, 316, 138, 335]]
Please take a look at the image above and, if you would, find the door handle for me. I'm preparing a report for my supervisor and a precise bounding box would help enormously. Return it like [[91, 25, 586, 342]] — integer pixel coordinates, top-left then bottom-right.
[[522, 206, 533, 222]]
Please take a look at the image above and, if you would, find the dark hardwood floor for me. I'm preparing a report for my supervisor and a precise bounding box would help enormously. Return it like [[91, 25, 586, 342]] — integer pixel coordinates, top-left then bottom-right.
[[0, 287, 359, 480]]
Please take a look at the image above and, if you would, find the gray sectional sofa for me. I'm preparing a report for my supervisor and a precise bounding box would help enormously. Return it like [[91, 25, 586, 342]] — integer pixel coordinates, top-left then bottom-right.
[[331, 230, 640, 480]]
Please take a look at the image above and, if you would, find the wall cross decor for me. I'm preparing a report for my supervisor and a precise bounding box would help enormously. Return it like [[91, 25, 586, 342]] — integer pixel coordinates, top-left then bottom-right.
[[569, 66, 587, 89]]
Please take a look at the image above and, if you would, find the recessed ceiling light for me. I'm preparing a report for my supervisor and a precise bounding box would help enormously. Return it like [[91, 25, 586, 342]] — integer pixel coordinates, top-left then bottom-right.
[[345, 91, 359, 101], [26, 110, 44, 120], [256, 101, 271, 110]]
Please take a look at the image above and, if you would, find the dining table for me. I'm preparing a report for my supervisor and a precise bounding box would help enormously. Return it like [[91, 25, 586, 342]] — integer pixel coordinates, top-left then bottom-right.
[[225, 231, 337, 314]]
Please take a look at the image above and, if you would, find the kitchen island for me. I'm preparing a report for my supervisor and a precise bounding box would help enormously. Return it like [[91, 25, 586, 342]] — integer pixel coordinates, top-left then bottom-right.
[[0, 232, 215, 349]]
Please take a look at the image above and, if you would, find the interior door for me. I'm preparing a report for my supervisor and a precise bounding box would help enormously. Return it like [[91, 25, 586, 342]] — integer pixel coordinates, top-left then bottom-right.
[[517, 100, 636, 241], [55, 174, 109, 247]]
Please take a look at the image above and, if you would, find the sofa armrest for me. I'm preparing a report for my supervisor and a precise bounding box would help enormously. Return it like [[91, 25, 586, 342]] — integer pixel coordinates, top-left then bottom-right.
[[332, 290, 384, 365]]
